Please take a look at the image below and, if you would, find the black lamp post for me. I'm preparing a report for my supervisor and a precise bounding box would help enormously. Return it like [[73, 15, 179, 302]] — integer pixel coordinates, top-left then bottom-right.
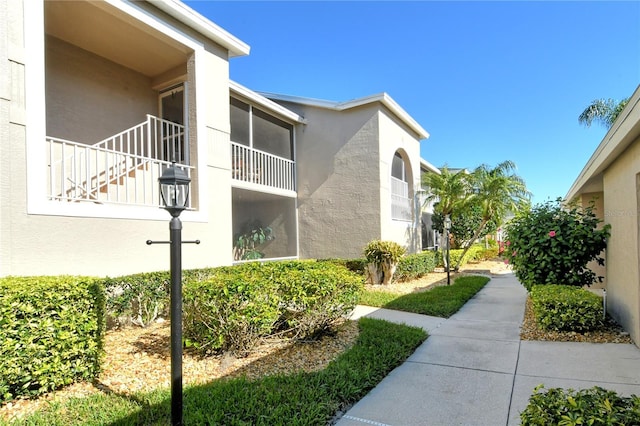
[[147, 161, 197, 426], [444, 214, 452, 285]]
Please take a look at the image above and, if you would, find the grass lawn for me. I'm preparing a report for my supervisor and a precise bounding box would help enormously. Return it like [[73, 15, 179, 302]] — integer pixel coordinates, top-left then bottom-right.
[[2, 274, 490, 425], [1, 318, 426, 426], [359, 275, 491, 317]]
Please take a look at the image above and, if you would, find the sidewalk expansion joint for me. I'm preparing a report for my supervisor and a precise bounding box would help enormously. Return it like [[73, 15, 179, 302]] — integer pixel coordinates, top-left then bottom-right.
[[407, 360, 514, 376], [341, 415, 392, 426]]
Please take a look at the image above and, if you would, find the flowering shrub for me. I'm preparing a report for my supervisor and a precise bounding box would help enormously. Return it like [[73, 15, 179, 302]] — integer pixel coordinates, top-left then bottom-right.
[[504, 199, 610, 291]]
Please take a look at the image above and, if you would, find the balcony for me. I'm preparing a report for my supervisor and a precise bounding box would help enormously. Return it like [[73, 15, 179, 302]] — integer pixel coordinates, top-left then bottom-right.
[[391, 176, 412, 221], [47, 115, 193, 208], [231, 142, 296, 193]]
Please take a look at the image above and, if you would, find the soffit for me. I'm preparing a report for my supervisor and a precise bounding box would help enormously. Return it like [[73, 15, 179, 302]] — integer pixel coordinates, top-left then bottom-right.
[[45, 0, 191, 78]]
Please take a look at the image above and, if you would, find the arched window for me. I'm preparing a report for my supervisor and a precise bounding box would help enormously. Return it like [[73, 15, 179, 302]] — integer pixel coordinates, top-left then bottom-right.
[[391, 152, 411, 221]]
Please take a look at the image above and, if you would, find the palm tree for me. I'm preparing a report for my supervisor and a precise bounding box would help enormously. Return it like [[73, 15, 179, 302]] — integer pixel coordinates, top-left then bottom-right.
[[578, 98, 629, 129], [453, 160, 531, 270], [421, 166, 471, 217]]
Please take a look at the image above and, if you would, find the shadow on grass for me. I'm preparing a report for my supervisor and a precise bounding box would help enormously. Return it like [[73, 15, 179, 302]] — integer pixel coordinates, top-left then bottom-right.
[[8, 319, 426, 426], [102, 318, 427, 426]]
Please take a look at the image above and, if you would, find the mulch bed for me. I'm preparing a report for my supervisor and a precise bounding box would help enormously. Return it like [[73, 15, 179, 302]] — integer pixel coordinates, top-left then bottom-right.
[[520, 297, 633, 344], [0, 320, 359, 422], [1, 261, 635, 421]]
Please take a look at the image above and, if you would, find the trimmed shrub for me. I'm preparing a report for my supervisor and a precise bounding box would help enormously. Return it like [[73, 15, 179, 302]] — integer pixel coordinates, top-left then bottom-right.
[[183, 261, 363, 356], [521, 385, 640, 425], [0, 276, 105, 403], [272, 261, 363, 338], [505, 199, 610, 291], [395, 251, 438, 282], [436, 248, 476, 268], [183, 263, 281, 356], [104, 271, 170, 328], [479, 247, 499, 260], [530, 285, 603, 332], [317, 258, 367, 275]]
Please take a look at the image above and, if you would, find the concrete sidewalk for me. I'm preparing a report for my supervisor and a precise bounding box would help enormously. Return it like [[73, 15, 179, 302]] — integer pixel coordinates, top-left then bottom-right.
[[338, 272, 640, 426]]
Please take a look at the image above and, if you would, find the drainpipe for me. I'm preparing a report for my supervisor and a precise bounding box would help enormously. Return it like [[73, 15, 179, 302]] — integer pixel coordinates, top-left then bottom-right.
[[602, 289, 607, 321]]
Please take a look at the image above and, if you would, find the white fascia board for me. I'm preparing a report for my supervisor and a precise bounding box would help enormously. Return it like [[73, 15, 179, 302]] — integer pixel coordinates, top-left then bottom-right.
[[420, 158, 441, 174], [145, 0, 250, 57], [565, 84, 640, 201], [260, 91, 430, 140], [231, 81, 306, 124], [340, 93, 430, 140]]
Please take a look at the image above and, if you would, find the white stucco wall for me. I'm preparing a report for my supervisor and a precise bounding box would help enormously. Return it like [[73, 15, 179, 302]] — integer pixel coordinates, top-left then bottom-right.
[[45, 36, 158, 144], [0, 0, 235, 277], [378, 108, 422, 254], [283, 102, 381, 259], [273, 99, 424, 259]]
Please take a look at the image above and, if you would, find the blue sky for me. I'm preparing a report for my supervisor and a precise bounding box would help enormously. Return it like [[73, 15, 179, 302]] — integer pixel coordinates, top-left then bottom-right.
[[186, 1, 640, 204]]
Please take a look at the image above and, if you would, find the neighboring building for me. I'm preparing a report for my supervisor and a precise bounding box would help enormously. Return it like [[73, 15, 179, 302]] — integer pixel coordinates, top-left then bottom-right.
[[1, 0, 433, 277], [566, 84, 640, 345], [420, 159, 441, 250]]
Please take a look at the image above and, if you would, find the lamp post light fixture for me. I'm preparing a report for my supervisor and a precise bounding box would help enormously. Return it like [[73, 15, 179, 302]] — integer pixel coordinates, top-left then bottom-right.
[[444, 214, 452, 286], [147, 161, 199, 426]]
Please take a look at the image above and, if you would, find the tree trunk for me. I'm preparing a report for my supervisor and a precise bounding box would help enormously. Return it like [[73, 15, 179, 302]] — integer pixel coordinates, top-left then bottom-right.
[[453, 219, 488, 271], [365, 263, 383, 285], [381, 260, 397, 285]]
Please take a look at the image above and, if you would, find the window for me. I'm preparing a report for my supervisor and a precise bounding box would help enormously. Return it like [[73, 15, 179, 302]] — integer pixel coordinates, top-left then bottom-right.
[[230, 97, 293, 159], [391, 152, 411, 221]]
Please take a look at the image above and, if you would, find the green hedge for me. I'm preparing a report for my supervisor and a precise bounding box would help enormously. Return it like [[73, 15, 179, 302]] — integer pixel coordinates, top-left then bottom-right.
[[0, 276, 105, 403], [183, 261, 363, 355], [104, 272, 170, 328], [436, 244, 496, 268], [521, 385, 640, 425], [395, 251, 438, 282], [530, 285, 604, 332], [318, 258, 367, 275]]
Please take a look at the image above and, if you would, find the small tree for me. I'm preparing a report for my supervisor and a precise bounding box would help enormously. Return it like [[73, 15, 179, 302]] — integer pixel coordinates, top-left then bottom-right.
[[453, 161, 530, 270], [432, 202, 499, 249], [363, 240, 406, 285], [504, 199, 611, 291]]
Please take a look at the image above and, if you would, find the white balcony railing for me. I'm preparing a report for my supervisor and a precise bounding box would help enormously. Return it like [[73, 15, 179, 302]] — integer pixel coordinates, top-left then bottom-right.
[[231, 142, 295, 192], [391, 176, 412, 221], [95, 115, 187, 164], [47, 136, 194, 207]]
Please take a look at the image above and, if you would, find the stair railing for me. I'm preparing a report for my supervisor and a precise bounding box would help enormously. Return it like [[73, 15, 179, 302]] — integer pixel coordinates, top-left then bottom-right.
[[47, 136, 193, 207]]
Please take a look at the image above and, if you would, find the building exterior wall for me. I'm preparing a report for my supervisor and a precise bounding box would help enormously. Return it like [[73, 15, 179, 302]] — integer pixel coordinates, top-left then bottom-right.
[[602, 138, 640, 343], [377, 108, 422, 253], [580, 191, 606, 289], [45, 36, 157, 144], [284, 102, 382, 259], [0, 0, 235, 277]]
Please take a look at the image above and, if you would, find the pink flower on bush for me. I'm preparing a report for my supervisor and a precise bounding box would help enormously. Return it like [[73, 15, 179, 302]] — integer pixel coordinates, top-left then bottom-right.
[[506, 241, 511, 246], [548, 230, 556, 237], [504, 259, 509, 264]]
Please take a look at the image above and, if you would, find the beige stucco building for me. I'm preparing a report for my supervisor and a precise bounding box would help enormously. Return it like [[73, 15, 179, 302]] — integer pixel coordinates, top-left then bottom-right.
[[262, 93, 430, 259], [566, 85, 640, 345], [1, 0, 433, 277]]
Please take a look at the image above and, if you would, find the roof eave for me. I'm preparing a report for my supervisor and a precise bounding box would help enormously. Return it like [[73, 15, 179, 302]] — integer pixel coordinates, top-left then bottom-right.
[[149, 0, 250, 57], [565, 85, 640, 201], [231, 81, 306, 124], [259, 91, 430, 140], [420, 158, 441, 174]]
